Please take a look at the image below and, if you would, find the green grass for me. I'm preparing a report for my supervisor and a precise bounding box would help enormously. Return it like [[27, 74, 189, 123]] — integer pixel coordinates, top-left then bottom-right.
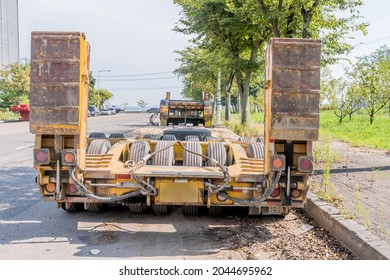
[[320, 110, 390, 151], [221, 111, 264, 137], [0, 110, 19, 121]]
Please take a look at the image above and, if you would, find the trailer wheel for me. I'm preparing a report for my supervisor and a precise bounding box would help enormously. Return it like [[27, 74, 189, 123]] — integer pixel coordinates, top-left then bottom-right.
[[238, 136, 251, 142], [152, 204, 172, 215], [89, 132, 106, 139], [143, 134, 159, 140], [61, 203, 84, 212], [128, 202, 148, 214], [256, 137, 264, 144], [183, 141, 203, 167], [207, 142, 227, 166], [87, 139, 112, 154], [207, 206, 224, 216], [182, 205, 201, 215], [109, 133, 125, 138], [185, 135, 200, 142], [246, 142, 264, 159], [129, 141, 150, 162], [205, 136, 217, 141], [152, 141, 175, 166], [85, 203, 106, 212], [161, 134, 176, 141]]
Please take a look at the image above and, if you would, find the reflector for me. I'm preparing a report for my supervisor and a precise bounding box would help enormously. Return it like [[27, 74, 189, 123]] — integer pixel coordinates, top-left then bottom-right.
[[34, 149, 50, 165], [64, 152, 76, 164], [270, 188, 280, 197]]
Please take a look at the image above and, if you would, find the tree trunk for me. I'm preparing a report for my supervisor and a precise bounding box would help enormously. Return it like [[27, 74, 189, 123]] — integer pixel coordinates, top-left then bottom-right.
[[212, 97, 216, 118], [370, 112, 374, 125], [241, 72, 252, 125], [224, 81, 231, 121], [235, 72, 243, 115]]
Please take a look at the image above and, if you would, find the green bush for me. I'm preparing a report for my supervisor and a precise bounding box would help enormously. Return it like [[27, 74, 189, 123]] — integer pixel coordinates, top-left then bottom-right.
[[0, 109, 19, 121]]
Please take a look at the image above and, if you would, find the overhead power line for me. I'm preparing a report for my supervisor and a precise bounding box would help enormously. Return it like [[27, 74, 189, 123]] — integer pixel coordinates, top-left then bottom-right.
[[99, 71, 173, 78], [100, 76, 178, 82], [353, 35, 390, 48], [106, 86, 182, 91]]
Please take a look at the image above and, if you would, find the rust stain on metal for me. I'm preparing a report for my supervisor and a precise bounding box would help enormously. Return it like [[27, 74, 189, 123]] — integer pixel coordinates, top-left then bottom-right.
[[265, 38, 321, 141]]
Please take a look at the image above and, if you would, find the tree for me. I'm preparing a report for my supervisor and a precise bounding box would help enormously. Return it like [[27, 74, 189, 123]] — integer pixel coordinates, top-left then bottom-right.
[[321, 68, 362, 123], [137, 100, 148, 112], [351, 46, 390, 124], [174, 0, 367, 124], [255, 0, 368, 64], [88, 71, 96, 94], [88, 88, 113, 109], [0, 63, 30, 110], [175, 0, 269, 124], [87, 71, 113, 109], [175, 44, 235, 120]]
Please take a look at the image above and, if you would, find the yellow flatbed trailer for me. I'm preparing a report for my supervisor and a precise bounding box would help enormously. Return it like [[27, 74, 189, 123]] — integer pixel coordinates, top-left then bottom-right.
[[29, 32, 320, 216]]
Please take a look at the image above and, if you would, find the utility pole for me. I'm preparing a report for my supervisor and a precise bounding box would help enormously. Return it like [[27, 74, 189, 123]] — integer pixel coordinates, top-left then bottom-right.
[[97, 69, 110, 109], [217, 71, 221, 125]]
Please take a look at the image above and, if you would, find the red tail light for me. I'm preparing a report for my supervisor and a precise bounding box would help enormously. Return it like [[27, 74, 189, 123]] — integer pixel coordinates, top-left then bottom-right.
[[34, 149, 50, 165], [298, 156, 313, 172], [68, 184, 79, 193], [61, 150, 78, 166], [270, 188, 280, 197], [270, 155, 285, 171], [291, 189, 302, 198]]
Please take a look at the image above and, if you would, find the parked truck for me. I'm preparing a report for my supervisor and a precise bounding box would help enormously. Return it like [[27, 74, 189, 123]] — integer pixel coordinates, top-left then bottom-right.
[[159, 91, 212, 127], [30, 32, 320, 216]]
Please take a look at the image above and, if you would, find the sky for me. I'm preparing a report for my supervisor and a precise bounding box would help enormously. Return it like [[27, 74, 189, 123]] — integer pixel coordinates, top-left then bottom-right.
[[18, 0, 390, 107]]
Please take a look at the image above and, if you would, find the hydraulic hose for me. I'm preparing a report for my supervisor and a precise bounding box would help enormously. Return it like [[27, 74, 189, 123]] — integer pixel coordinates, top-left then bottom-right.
[[69, 167, 141, 202], [210, 171, 282, 205], [149, 111, 160, 126]]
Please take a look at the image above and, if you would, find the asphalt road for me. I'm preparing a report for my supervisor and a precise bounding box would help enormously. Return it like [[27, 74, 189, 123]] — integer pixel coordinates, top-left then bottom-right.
[[0, 113, 358, 261], [0, 113, 244, 260]]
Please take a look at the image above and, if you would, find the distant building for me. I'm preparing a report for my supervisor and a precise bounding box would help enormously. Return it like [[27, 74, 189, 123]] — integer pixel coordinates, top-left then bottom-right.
[[0, 0, 19, 69]]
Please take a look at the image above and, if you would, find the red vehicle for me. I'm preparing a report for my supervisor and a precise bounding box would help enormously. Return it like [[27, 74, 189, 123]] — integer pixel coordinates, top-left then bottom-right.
[[10, 104, 30, 121]]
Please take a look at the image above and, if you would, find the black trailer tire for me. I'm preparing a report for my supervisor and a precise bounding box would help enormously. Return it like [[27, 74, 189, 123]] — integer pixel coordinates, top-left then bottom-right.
[[152, 141, 174, 166], [152, 204, 172, 215], [207, 142, 227, 166], [89, 132, 106, 139], [183, 141, 203, 167], [143, 134, 159, 140], [85, 203, 106, 212], [238, 136, 251, 142], [109, 133, 125, 138], [246, 142, 265, 159], [182, 205, 201, 215], [61, 203, 84, 212], [128, 202, 148, 214], [129, 141, 150, 162], [87, 139, 112, 154], [161, 134, 176, 141], [256, 137, 264, 144], [185, 135, 200, 142], [207, 206, 224, 216], [163, 128, 211, 141]]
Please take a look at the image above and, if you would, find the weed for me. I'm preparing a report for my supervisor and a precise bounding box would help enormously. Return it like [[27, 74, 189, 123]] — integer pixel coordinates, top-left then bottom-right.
[[222, 113, 263, 137], [0, 109, 18, 121], [339, 207, 355, 219], [378, 203, 385, 238], [355, 185, 362, 217]]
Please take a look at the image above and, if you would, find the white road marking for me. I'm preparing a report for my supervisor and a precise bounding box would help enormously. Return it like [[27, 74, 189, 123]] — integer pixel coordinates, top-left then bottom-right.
[[15, 144, 34, 150]]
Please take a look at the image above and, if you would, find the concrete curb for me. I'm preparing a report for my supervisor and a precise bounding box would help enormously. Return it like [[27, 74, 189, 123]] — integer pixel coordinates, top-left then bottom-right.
[[305, 191, 390, 260]]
